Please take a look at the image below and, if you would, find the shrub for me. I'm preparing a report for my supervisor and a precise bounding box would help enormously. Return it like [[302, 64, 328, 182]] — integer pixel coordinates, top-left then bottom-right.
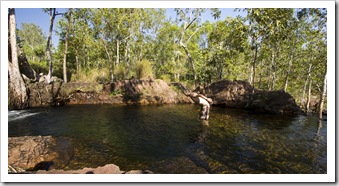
[[70, 68, 110, 83], [160, 74, 172, 83], [114, 63, 127, 81], [135, 60, 153, 79]]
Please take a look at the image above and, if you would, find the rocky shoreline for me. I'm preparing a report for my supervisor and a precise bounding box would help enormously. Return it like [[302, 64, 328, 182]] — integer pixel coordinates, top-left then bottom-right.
[[26, 78, 305, 115]]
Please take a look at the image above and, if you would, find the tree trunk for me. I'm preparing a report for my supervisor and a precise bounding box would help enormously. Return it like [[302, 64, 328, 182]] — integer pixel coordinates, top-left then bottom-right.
[[63, 8, 72, 83], [283, 60, 292, 92], [116, 39, 120, 66], [251, 43, 258, 92], [306, 79, 312, 113], [301, 63, 312, 105], [180, 43, 197, 82], [270, 49, 276, 91], [75, 48, 79, 73], [8, 8, 29, 109], [101, 38, 113, 81], [283, 29, 298, 92], [46, 8, 56, 84], [318, 71, 327, 119]]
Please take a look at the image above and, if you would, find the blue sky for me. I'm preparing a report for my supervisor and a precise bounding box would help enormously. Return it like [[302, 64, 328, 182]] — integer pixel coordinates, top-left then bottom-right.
[[15, 8, 246, 47]]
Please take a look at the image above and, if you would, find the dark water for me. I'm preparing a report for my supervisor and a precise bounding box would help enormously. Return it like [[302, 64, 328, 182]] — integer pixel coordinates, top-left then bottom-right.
[[8, 104, 327, 174]]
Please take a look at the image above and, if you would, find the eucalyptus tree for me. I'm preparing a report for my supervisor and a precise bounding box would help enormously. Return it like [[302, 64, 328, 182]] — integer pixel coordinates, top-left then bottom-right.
[[174, 8, 220, 85], [244, 8, 260, 88], [124, 8, 166, 76], [208, 17, 249, 82], [152, 21, 182, 80], [296, 8, 327, 111], [8, 8, 29, 109], [71, 8, 97, 73], [244, 8, 294, 91], [43, 8, 63, 83], [62, 8, 72, 83]]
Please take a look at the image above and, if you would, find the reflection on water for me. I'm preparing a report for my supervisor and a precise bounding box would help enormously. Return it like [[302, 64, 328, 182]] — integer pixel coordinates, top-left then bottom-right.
[[8, 104, 326, 174]]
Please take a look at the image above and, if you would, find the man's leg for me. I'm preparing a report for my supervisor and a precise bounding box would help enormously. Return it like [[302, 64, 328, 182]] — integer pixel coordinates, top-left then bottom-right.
[[205, 105, 210, 120], [200, 105, 207, 120]]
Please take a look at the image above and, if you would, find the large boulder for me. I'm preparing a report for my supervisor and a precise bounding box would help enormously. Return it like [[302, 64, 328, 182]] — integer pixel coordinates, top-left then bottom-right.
[[28, 79, 64, 107], [202, 80, 253, 108], [245, 90, 305, 115], [202, 80, 304, 115]]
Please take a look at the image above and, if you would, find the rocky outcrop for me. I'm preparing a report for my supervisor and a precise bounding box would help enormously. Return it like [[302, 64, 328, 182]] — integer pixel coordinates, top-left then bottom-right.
[[201, 80, 253, 107], [109, 79, 192, 105], [8, 136, 73, 172], [28, 80, 64, 107], [202, 80, 304, 115], [8, 136, 153, 174], [27, 79, 192, 107]]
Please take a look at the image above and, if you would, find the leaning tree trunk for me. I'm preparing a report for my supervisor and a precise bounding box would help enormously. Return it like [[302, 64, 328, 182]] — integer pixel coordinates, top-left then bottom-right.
[[318, 71, 327, 119], [180, 42, 197, 83], [8, 8, 28, 109], [178, 16, 199, 86], [46, 8, 56, 84]]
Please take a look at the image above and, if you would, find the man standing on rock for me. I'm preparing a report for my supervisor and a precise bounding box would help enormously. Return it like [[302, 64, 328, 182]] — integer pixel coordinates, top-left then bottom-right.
[[184, 90, 213, 120]]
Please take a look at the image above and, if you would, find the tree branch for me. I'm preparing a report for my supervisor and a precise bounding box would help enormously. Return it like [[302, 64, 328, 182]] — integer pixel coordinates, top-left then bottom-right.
[[186, 27, 201, 45], [185, 16, 198, 30]]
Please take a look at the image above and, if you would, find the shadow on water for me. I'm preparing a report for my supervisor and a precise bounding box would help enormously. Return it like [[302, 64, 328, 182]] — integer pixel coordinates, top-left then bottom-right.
[[8, 104, 327, 174]]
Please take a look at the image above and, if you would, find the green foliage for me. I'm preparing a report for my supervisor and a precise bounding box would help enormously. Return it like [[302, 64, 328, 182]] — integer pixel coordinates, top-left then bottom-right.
[[110, 90, 121, 97], [29, 60, 49, 75]]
